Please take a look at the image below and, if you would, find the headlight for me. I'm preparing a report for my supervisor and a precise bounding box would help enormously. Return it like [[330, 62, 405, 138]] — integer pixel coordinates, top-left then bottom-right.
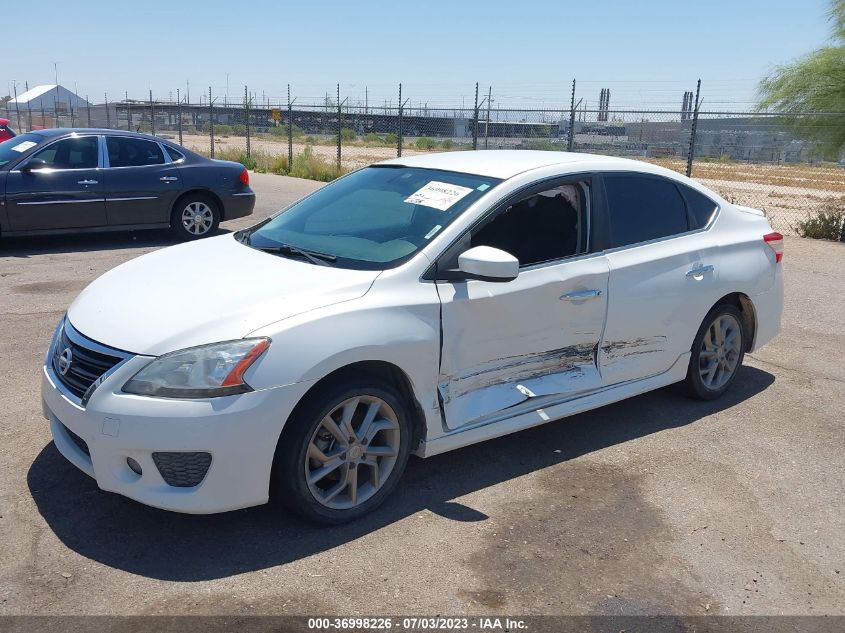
[[122, 338, 270, 398]]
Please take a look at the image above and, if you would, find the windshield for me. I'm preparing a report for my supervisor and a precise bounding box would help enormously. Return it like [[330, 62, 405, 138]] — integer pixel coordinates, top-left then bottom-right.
[[246, 166, 501, 270], [0, 133, 43, 168]]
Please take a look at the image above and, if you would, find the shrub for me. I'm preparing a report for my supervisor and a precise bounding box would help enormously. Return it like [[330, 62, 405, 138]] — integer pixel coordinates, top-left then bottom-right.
[[268, 124, 304, 138], [289, 145, 345, 182], [415, 137, 437, 150], [231, 124, 247, 136], [795, 204, 845, 240], [364, 132, 383, 144], [441, 138, 454, 150], [384, 133, 397, 146], [267, 154, 289, 175], [341, 128, 357, 142]]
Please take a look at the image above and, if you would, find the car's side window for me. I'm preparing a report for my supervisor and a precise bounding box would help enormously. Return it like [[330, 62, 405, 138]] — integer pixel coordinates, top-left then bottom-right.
[[470, 181, 589, 267], [164, 145, 186, 163], [30, 137, 98, 170], [107, 137, 165, 168], [603, 174, 689, 248], [678, 183, 718, 229]]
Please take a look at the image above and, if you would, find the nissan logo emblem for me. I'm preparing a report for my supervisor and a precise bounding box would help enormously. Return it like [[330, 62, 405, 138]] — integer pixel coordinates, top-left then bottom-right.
[[58, 348, 73, 376]]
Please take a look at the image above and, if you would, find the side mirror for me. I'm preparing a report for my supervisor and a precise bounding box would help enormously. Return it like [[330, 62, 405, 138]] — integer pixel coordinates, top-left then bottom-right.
[[457, 246, 519, 282], [20, 158, 48, 173]]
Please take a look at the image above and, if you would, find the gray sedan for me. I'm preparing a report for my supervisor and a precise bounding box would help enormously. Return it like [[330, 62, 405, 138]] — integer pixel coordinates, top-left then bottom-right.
[[0, 129, 254, 240]]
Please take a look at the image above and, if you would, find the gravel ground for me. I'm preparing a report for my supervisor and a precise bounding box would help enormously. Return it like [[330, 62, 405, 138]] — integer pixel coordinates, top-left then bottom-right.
[[0, 172, 842, 617]]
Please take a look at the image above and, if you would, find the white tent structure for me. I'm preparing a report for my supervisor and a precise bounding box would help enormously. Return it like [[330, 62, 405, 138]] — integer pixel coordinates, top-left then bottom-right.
[[8, 84, 89, 113]]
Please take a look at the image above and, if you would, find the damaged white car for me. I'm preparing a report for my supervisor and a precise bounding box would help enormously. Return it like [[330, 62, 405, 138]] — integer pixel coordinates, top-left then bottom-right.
[[42, 151, 783, 523]]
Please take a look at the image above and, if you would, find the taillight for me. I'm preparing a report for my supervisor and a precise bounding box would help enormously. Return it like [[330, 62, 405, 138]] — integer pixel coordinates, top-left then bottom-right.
[[763, 232, 784, 263], [239, 168, 249, 186]]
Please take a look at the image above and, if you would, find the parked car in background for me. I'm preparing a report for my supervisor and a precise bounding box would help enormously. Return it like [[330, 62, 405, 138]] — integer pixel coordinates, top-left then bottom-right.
[[0, 129, 254, 240], [0, 118, 16, 142], [41, 151, 783, 524]]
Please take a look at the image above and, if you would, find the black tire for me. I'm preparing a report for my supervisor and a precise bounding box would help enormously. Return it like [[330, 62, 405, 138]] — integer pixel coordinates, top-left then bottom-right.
[[274, 375, 413, 524], [170, 193, 220, 240], [681, 303, 746, 400]]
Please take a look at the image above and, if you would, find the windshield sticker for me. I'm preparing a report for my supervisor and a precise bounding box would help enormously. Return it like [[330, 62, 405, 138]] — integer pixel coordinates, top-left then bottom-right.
[[424, 224, 443, 240], [405, 181, 473, 211], [11, 141, 37, 153], [477, 183, 490, 191]]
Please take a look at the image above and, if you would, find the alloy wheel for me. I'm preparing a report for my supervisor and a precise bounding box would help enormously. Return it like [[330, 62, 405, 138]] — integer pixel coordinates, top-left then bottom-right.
[[305, 396, 401, 510], [699, 314, 742, 390], [181, 202, 214, 236]]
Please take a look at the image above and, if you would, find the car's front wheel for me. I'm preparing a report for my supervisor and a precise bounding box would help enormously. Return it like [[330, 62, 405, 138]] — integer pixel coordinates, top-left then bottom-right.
[[171, 194, 220, 240], [682, 304, 746, 400], [274, 376, 413, 524]]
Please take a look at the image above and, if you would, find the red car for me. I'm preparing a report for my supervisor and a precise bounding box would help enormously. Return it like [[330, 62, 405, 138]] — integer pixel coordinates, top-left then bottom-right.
[[0, 119, 16, 142]]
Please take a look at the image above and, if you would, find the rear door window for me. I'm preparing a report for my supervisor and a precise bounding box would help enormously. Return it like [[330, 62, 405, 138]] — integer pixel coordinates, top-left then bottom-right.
[[107, 137, 165, 167], [603, 174, 689, 248]]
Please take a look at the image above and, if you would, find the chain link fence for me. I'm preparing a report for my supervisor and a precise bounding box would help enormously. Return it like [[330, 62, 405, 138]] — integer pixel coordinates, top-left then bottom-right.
[[5, 86, 843, 235]]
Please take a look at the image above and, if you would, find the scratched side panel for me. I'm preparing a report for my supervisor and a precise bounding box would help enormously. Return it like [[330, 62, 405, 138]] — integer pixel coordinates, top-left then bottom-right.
[[437, 254, 611, 429], [438, 344, 599, 425]]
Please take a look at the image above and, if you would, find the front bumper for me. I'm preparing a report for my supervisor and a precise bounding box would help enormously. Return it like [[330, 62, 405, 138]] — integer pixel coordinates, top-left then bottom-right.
[[42, 350, 312, 514], [222, 189, 255, 221]]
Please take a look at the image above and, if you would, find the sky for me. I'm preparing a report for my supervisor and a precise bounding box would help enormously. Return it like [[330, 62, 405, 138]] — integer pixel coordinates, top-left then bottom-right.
[[4, 0, 834, 112]]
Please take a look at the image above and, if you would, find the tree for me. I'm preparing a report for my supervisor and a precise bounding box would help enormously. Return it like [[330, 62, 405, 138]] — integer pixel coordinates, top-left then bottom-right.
[[757, 0, 845, 157]]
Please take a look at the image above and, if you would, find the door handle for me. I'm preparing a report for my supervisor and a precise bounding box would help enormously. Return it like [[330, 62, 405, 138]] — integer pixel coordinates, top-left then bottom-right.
[[686, 264, 715, 278], [560, 289, 603, 301], [159, 176, 178, 182], [77, 179, 98, 185]]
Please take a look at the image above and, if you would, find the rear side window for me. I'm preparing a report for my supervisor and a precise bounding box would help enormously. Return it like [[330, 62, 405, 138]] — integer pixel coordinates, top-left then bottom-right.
[[107, 137, 165, 167], [164, 145, 186, 162], [679, 184, 718, 228], [603, 174, 689, 248]]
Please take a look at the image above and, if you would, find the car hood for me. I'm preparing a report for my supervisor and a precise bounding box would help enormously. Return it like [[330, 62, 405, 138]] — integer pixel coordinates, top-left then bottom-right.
[[67, 234, 381, 356]]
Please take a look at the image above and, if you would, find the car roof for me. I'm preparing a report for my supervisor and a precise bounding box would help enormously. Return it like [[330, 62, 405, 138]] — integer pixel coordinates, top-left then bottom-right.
[[378, 150, 672, 180], [28, 128, 174, 144]]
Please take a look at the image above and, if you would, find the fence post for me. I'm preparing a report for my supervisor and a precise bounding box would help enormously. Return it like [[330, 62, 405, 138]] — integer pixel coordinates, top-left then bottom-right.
[[12, 83, 22, 132], [337, 83, 342, 169], [177, 88, 183, 144], [472, 82, 479, 150], [484, 85, 492, 149], [209, 86, 214, 158], [397, 83, 403, 158], [685, 78, 701, 177], [287, 84, 293, 169], [245, 85, 251, 159], [567, 79, 577, 152], [150, 90, 155, 135]]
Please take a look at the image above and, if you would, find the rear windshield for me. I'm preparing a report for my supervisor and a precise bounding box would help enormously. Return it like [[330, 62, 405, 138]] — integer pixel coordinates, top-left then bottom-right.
[[0, 133, 43, 168], [247, 166, 501, 270]]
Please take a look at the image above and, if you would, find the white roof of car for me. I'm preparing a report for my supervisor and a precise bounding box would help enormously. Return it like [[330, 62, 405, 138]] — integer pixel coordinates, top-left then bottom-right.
[[379, 150, 660, 180]]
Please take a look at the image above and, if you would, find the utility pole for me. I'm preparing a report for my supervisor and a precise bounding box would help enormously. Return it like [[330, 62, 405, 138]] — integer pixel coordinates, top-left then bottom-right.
[[149, 90, 155, 135], [105, 93, 110, 127], [126, 90, 131, 130], [25, 82, 33, 132]]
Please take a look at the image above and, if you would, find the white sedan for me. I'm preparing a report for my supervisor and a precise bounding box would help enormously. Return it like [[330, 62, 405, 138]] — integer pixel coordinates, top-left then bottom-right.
[[41, 151, 783, 523]]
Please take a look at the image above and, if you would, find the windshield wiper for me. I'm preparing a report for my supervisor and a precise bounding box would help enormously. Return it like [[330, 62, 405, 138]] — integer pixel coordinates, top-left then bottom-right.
[[254, 243, 337, 266]]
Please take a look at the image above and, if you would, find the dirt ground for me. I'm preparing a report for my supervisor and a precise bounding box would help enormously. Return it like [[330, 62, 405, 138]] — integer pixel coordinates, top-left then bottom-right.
[[0, 173, 843, 617]]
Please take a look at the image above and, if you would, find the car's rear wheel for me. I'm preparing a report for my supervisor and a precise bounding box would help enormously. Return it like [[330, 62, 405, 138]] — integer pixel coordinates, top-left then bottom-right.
[[682, 304, 745, 400], [171, 194, 220, 240], [274, 376, 412, 524]]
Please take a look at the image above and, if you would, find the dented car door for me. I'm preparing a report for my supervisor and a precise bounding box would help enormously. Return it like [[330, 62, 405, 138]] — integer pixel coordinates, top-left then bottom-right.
[[437, 254, 610, 429]]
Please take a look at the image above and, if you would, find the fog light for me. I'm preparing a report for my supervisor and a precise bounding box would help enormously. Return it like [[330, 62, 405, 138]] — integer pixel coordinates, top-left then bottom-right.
[[126, 457, 143, 476]]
